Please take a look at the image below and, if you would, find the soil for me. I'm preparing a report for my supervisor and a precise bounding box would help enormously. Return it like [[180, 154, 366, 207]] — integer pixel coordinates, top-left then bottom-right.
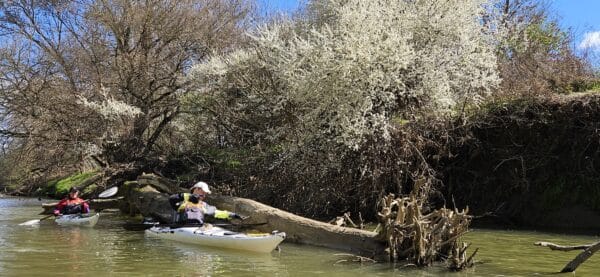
[[442, 93, 600, 231]]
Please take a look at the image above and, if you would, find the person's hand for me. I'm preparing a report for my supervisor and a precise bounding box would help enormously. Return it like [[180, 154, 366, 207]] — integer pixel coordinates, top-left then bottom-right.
[[189, 194, 200, 204], [53, 210, 61, 216]]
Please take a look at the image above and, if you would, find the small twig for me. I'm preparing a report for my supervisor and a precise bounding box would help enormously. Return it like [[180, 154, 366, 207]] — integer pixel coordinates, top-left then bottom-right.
[[343, 212, 358, 228], [333, 253, 376, 264], [465, 247, 479, 265], [358, 212, 364, 229]]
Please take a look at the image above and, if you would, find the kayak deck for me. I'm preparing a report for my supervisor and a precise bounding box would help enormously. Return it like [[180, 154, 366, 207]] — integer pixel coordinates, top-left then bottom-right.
[[55, 213, 100, 227], [145, 225, 286, 253]]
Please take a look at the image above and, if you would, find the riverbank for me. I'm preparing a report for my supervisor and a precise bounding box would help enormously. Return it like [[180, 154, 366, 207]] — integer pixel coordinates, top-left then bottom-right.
[[6, 93, 600, 238], [443, 93, 600, 231]]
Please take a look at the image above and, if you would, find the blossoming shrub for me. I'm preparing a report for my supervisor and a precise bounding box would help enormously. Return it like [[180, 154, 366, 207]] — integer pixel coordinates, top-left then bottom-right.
[[186, 0, 500, 215]]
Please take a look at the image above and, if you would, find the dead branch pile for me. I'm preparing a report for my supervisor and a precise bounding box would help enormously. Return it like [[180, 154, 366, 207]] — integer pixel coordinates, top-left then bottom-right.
[[376, 179, 475, 269]]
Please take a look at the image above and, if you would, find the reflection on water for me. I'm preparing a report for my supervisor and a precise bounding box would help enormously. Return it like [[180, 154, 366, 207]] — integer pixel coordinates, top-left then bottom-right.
[[1, 197, 599, 276]]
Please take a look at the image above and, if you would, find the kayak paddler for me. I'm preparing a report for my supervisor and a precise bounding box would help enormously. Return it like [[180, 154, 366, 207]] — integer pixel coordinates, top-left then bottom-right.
[[53, 187, 90, 216], [168, 181, 243, 224]]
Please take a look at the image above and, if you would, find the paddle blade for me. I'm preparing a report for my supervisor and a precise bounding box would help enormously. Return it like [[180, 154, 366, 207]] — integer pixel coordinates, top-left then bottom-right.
[[19, 219, 41, 226], [98, 186, 118, 198]]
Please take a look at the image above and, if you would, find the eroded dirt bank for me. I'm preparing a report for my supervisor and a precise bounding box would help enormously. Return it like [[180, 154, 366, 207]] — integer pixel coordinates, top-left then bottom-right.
[[443, 93, 600, 231]]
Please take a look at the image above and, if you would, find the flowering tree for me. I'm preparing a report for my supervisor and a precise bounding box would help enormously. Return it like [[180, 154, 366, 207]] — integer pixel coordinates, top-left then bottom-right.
[[188, 0, 499, 156], [184, 0, 500, 218]]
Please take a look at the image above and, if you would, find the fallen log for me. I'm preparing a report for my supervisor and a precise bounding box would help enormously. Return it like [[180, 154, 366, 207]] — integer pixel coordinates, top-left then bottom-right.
[[209, 194, 386, 258], [124, 183, 387, 258], [535, 240, 600, 272]]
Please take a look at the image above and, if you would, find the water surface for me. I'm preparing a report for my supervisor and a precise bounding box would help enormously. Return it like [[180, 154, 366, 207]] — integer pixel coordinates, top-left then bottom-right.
[[1, 197, 599, 276]]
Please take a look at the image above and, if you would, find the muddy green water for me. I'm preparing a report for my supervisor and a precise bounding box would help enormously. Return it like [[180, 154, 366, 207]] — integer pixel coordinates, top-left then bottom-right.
[[1, 197, 599, 276]]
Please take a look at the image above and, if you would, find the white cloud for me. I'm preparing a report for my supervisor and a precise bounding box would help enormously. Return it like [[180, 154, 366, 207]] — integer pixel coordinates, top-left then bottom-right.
[[579, 31, 600, 50]]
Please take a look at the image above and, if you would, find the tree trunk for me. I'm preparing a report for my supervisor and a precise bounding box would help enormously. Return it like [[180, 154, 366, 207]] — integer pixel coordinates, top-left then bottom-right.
[[124, 181, 387, 258], [208, 194, 387, 258]]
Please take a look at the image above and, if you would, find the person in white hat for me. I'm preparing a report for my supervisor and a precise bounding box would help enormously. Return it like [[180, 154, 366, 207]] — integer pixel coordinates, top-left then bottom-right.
[[190, 181, 211, 194], [168, 181, 243, 224]]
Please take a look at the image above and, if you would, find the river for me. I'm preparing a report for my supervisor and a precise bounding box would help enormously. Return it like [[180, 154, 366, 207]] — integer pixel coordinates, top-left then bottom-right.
[[1, 197, 599, 276]]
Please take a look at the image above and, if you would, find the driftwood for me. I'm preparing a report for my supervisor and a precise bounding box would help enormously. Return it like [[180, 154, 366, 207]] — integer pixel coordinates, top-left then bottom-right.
[[535, 240, 600, 272], [376, 178, 474, 269], [209, 194, 386, 258], [333, 253, 377, 264], [534, 241, 592, 251]]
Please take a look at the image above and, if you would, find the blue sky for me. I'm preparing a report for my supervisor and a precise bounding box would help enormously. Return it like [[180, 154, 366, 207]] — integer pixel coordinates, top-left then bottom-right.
[[257, 0, 302, 16], [259, 0, 600, 52], [552, 0, 600, 50]]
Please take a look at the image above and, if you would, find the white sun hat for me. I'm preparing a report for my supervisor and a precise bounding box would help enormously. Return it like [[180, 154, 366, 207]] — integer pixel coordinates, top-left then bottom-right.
[[190, 181, 211, 194]]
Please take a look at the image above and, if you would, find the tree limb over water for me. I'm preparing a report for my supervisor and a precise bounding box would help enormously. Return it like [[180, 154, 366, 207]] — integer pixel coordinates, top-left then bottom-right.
[[535, 240, 600, 272]]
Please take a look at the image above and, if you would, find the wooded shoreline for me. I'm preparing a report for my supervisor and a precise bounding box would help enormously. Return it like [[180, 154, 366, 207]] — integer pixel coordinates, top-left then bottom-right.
[[1, 0, 600, 273]]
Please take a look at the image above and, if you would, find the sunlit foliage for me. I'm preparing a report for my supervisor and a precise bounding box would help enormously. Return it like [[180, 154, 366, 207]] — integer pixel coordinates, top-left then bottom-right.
[[188, 0, 499, 154]]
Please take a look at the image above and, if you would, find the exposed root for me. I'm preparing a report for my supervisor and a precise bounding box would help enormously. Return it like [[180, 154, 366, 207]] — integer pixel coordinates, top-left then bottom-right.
[[376, 178, 474, 269]]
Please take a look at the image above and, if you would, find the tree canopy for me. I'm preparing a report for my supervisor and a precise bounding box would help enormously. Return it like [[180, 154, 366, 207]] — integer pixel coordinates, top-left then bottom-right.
[[0, 0, 253, 184]]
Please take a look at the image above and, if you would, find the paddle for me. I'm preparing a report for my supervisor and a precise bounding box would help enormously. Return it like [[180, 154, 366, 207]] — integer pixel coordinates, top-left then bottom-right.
[[164, 222, 266, 229], [123, 221, 267, 231], [19, 186, 118, 226]]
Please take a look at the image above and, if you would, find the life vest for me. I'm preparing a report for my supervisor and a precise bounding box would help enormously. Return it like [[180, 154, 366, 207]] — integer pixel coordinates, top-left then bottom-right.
[[60, 198, 86, 214], [177, 193, 207, 224], [177, 193, 208, 213], [175, 193, 231, 223]]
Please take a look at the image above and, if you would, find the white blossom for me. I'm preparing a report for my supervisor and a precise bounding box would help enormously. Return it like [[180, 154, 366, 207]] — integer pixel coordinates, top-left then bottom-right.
[[188, 0, 500, 151], [78, 88, 142, 120]]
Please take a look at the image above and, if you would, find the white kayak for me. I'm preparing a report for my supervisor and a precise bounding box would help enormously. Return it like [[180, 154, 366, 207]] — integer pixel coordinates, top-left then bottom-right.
[[55, 213, 100, 227], [145, 225, 286, 253]]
